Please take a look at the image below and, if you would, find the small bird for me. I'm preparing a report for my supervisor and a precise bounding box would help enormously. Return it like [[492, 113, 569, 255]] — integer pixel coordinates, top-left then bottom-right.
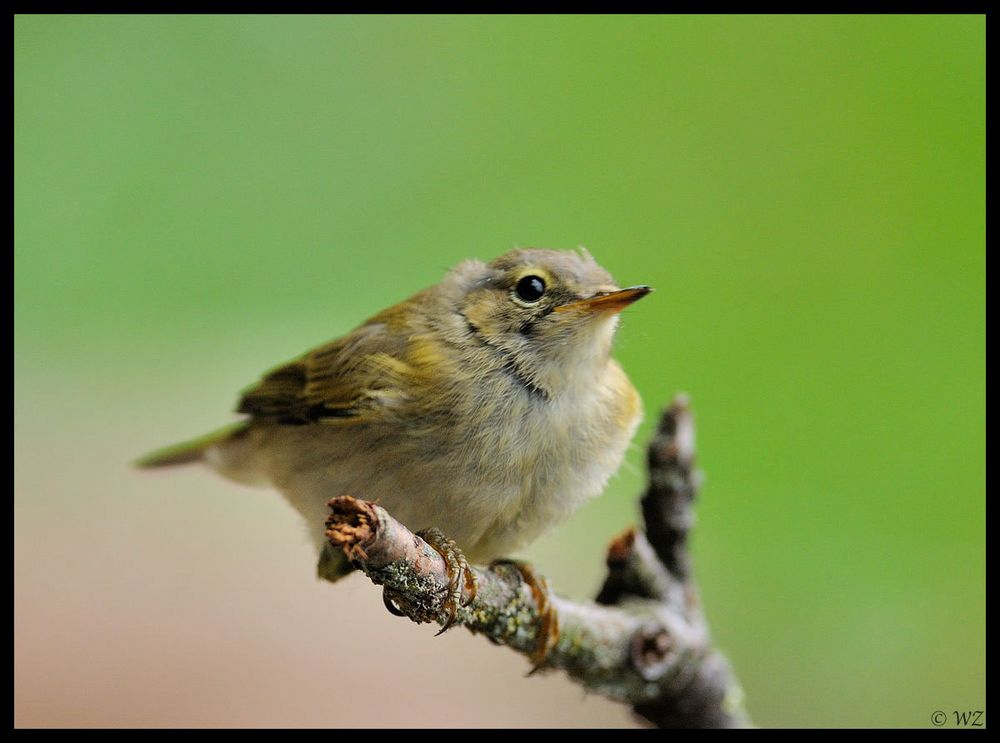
[[139, 248, 650, 617]]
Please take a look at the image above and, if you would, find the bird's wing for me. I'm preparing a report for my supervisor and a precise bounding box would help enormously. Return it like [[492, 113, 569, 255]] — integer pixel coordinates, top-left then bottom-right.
[[237, 320, 413, 425]]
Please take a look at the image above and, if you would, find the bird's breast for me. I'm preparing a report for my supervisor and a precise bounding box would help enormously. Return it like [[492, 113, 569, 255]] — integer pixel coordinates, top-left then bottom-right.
[[428, 361, 642, 561]]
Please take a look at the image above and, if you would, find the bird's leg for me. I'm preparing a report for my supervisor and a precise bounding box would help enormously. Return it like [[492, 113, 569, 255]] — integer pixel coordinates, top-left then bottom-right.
[[416, 528, 478, 634], [490, 558, 560, 671]]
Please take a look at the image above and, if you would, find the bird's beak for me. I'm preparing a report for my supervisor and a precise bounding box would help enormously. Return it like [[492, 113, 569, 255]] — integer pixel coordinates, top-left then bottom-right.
[[554, 285, 653, 314]]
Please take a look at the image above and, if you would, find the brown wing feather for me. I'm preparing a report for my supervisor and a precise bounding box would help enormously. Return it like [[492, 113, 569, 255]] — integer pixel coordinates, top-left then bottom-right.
[[237, 320, 408, 424]]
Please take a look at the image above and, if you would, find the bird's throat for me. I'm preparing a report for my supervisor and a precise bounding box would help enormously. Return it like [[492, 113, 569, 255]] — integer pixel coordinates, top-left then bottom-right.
[[460, 315, 551, 402]]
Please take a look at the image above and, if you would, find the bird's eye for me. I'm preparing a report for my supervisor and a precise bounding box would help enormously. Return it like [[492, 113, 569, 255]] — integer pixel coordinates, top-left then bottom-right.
[[514, 275, 546, 303]]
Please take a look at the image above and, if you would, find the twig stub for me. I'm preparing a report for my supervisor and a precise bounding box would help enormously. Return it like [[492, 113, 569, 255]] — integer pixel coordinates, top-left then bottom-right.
[[326, 496, 376, 562]]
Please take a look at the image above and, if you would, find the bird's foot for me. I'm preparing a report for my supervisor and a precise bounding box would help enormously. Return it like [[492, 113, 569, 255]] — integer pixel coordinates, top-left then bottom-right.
[[490, 558, 560, 671], [416, 527, 478, 634]]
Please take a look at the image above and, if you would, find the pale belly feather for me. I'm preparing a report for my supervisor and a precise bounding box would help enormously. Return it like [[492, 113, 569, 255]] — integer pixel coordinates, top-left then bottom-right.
[[211, 363, 641, 564]]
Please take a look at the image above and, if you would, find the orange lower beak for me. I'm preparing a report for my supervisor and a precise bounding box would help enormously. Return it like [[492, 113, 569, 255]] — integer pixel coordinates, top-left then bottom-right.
[[554, 285, 653, 314]]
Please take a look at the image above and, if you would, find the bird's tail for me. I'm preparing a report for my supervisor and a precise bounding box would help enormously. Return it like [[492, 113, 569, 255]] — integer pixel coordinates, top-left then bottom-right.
[[135, 422, 250, 469]]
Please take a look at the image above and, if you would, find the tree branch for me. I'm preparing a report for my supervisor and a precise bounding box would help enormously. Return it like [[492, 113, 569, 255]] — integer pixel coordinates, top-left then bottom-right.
[[325, 395, 750, 728]]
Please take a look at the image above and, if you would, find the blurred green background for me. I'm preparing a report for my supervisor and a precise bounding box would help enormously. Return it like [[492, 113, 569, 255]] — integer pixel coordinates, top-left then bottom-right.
[[15, 15, 984, 728]]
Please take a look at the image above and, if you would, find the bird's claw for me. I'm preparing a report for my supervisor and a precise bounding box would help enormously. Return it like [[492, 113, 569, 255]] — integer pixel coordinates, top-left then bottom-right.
[[416, 527, 478, 634], [381, 588, 407, 617], [490, 558, 560, 671]]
